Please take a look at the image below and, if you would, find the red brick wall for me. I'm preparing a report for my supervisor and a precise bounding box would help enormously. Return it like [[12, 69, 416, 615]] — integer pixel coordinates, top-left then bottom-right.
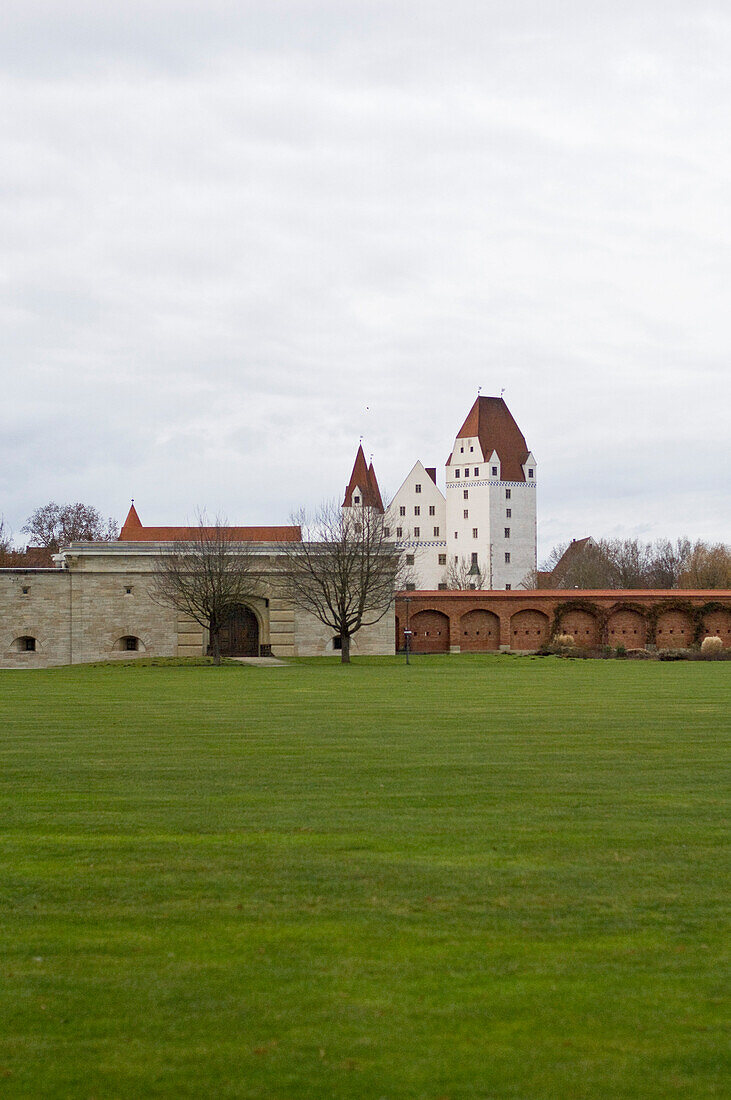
[[702, 609, 731, 646], [395, 590, 731, 652], [655, 610, 694, 649], [606, 609, 647, 648]]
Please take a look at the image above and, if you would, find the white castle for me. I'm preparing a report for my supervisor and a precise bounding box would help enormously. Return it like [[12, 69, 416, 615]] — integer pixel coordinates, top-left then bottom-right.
[[344, 395, 537, 591]]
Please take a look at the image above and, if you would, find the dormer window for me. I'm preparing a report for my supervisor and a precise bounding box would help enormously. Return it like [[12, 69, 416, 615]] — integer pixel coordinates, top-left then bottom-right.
[[492, 466, 498, 476], [415, 484, 421, 493], [528, 468, 534, 478], [354, 495, 360, 503]]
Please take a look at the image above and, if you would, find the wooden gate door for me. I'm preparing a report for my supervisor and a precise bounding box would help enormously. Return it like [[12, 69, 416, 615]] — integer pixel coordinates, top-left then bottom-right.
[[218, 605, 259, 656]]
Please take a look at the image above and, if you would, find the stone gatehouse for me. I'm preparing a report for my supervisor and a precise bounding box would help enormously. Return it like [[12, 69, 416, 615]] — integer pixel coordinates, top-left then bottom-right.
[[0, 534, 394, 668]]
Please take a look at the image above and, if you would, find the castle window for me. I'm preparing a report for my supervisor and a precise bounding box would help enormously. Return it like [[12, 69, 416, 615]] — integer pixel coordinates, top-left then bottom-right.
[[471, 553, 478, 565], [463, 490, 468, 500], [414, 527, 420, 537], [400, 506, 406, 516], [460, 446, 464, 453], [23, 637, 36, 651], [470, 446, 474, 452], [414, 506, 420, 516], [492, 466, 498, 476], [528, 468, 534, 478], [125, 586, 133, 595], [463, 509, 469, 519], [505, 584, 511, 590], [123, 636, 139, 651], [505, 489, 511, 499], [21, 586, 29, 595], [474, 467, 479, 476], [505, 528, 511, 538], [438, 583, 447, 590], [405, 554, 415, 565], [332, 636, 342, 650], [505, 552, 511, 563], [415, 484, 422, 493], [454, 532, 458, 539], [506, 509, 511, 518], [438, 554, 446, 565], [405, 582, 416, 591], [455, 469, 460, 478], [384, 527, 390, 538], [433, 527, 440, 536], [354, 495, 360, 504], [472, 528, 478, 538], [429, 505, 435, 516], [396, 527, 403, 538]]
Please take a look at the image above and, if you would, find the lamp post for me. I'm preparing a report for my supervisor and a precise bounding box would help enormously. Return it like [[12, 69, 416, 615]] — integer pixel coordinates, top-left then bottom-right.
[[404, 596, 412, 665]]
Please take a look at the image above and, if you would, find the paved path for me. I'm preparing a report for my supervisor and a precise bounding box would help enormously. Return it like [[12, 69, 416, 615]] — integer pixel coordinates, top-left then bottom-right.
[[230, 656, 289, 667]]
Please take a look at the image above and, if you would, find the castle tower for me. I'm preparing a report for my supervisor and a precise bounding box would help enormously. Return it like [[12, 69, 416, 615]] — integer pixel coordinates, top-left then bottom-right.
[[343, 444, 384, 513], [445, 396, 536, 589]]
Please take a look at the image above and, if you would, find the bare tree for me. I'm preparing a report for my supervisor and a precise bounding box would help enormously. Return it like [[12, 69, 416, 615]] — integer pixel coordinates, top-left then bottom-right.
[[0, 515, 14, 565], [151, 514, 263, 665], [679, 541, 731, 589], [278, 500, 400, 663], [646, 538, 692, 589], [23, 502, 119, 552], [446, 554, 488, 590]]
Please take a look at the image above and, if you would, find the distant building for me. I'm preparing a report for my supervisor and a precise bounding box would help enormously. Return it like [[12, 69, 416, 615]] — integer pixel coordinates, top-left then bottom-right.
[[383, 396, 537, 590]]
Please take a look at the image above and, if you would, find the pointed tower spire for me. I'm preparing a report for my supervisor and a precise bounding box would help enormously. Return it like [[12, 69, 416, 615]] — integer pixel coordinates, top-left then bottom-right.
[[343, 445, 384, 512], [120, 502, 142, 539]]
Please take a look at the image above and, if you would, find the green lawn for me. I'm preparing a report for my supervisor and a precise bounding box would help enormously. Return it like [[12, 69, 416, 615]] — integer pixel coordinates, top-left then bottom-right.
[[0, 656, 728, 1098]]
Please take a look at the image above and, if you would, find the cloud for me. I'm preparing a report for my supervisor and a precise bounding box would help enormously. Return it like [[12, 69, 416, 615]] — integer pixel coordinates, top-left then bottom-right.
[[1, 1, 729, 555]]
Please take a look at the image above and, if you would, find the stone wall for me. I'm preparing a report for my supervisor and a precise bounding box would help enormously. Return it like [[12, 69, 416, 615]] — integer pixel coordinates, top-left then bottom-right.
[[1, 544, 398, 667]]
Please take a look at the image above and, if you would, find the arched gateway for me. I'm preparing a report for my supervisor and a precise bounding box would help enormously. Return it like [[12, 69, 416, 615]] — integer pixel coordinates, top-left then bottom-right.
[[217, 605, 260, 657]]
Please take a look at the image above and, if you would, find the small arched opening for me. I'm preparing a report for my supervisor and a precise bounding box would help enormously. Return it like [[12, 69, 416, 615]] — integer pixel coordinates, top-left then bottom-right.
[[460, 609, 500, 651], [510, 609, 549, 651], [11, 635, 37, 653], [409, 609, 450, 653]]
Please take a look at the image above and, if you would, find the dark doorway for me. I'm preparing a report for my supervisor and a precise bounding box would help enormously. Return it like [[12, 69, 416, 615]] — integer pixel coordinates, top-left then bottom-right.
[[217, 605, 260, 657]]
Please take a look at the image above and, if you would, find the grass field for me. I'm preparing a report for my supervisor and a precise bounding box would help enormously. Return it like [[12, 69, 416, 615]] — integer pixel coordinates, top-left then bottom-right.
[[0, 655, 728, 1098]]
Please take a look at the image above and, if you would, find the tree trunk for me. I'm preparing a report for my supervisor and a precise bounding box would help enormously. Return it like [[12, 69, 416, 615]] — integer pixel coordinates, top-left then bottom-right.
[[340, 632, 351, 664], [211, 627, 222, 666]]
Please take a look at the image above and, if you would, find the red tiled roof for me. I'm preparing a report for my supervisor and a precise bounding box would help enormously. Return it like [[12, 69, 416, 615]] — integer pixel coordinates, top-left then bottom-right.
[[447, 396, 531, 482], [343, 445, 384, 512], [118, 505, 300, 543]]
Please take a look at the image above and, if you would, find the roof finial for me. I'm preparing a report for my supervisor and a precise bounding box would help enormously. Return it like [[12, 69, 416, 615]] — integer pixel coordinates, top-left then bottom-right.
[[500, 387, 505, 397], [131, 498, 134, 505], [477, 386, 482, 396]]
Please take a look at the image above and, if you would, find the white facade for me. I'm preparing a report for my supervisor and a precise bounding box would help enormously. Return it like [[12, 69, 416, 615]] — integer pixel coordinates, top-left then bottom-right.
[[388, 461, 447, 590], [446, 445, 537, 590], [385, 398, 537, 591]]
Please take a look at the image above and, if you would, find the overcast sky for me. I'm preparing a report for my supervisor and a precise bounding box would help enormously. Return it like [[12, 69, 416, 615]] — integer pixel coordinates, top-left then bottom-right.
[[2, 0, 729, 560]]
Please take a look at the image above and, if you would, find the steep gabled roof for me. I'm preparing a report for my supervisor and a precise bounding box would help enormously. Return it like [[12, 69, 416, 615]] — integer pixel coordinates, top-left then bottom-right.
[[118, 505, 300, 543], [447, 396, 531, 482], [368, 462, 384, 512], [343, 445, 384, 512]]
